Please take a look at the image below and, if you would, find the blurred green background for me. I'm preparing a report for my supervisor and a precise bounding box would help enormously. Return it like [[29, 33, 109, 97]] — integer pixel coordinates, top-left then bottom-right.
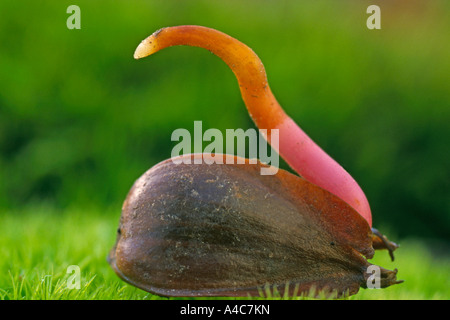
[[0, 0, 449, 245]]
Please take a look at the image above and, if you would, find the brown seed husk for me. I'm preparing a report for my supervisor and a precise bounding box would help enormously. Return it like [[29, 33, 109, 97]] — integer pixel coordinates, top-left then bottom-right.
[[108, 154, 401, 298]]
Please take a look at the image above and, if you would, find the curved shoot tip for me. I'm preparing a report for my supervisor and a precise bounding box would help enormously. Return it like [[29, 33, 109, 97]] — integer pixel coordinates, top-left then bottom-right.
[[133, 39, 156, 59], [133, 41, 148, 59], [134, 29, 164, 59]]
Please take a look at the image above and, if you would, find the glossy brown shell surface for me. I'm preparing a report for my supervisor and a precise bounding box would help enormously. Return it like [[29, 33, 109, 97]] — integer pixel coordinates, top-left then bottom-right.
[[109, 154, 394, 297]]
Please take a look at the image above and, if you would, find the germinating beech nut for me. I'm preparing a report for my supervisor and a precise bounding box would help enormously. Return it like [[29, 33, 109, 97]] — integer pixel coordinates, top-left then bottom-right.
[[108, 155, 402, 297], [108, 26, 402, 298]]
